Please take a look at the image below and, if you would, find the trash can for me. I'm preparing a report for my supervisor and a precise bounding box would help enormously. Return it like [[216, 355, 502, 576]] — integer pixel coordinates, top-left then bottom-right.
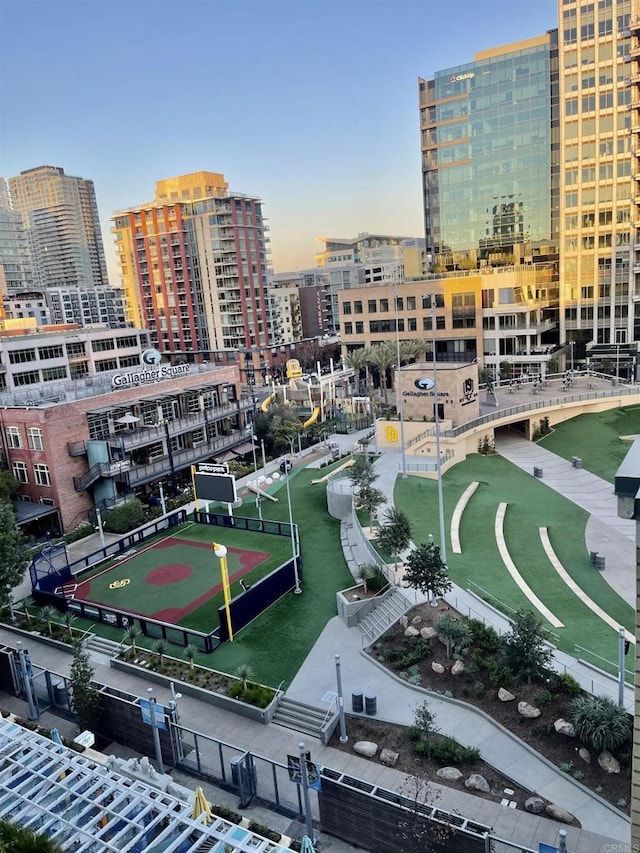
[[572, 457, 582, 469], [596, 555, 606, 571], [53, 683, 68, 706], [589, 551, 599, 565], [533, 467, 543, 478], [364, 693, 377, 716], [351, 691, 363, 713]]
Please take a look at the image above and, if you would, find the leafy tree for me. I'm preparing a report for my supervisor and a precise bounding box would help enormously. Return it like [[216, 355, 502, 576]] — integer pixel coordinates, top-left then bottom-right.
[[355, 483, 386, 525], [274, 419, 302, 458], [398, 770, 455, 853], [69, 640, 102, 732], [501, 609, 552, 685], [569, 695, 632, 752], [376, 507, 412, 571], [348, 454, 378, 489], [102, 499, 144, 534], [435, 613, 471, 661], [0, 820, 66, 853], [413, 700, 439, 746], [403, 542, 451, 603], [0, 503, 29, 616], [0, 470, 20, 503], [344, 348, 368, 395]]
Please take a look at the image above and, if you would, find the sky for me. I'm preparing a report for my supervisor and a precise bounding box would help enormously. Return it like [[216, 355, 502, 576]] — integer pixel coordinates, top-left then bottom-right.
[[1, 0, 558, 283]]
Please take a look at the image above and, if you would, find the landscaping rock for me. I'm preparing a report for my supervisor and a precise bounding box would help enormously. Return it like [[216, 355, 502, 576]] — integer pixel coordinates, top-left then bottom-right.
[[404, 626, 420, 638], [420, 626, 437, 640], [380, 749, 399, 767], [545, 803, 578, 825], [353, 741, 378, 758], [399, 615, 409, 630], [411, 615, 422, 625], [524, 796, 546, 814], [517, 701, 541, 719], [465, 774, 490, 793], [597, 751, 620, 774], [431, 662, 445, 674], [436, 767, 463, 781], [451, 660, 465, 676], [498, 688, 515, 702], [578, 747, 590, 764], [553, 719, 576, 737]]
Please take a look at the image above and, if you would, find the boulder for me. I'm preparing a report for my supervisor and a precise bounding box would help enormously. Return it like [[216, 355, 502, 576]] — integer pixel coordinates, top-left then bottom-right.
[[578, 747, 590, 764], [436, 767, 463, 781], [431, 662, 445, 674], [553, 719, 576, 737], [399, 615, 409, 630], [597, 751, 620, 774], [420, 626, 437, 640], [465, 774, 490, 793], [404, 626, 420, 638], [517, 701, 541, 719], [380, 748, 399, 767], [498, 688, 515, 702], [524, 796, 546, 814], [451, 660, 465, 676], [545, 803, 578, 825], [411, 615, 423, 626], [353, 741, 378, 758]]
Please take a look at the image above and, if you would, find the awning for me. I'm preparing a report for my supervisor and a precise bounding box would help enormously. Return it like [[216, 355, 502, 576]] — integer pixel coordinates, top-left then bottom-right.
[[13, 502, 59, 526]]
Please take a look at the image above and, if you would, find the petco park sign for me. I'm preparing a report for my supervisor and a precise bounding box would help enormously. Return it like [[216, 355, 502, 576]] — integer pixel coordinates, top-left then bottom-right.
[[111, 349, 191, 389]]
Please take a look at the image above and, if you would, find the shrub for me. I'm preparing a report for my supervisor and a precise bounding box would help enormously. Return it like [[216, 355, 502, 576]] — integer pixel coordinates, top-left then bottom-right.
[[535, 688, 553, 706], [558, 673, 582, 697], [532, 722, 554, 737], [559, 761, 574, 773], [617, 799, 628, 808], [248, 821, 281, 842], [407, 725, 422, 742], [212, 804, 242, 824], [485, 659, 515, 689], [102, 499, 145, 534], [569, 695, 633, 752], [63, 523, 95, 544], [473, 680, 485, 698], [573, 770, 584, 782], [464, 618, 500, 655], [367, 566, 388, 593]]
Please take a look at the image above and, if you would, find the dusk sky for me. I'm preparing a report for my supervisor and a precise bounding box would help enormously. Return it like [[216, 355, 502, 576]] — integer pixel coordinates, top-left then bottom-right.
[[1, 0, 557, 283]]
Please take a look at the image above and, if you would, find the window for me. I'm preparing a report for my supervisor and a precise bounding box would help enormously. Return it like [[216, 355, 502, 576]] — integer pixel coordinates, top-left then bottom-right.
[[26, 428, 43, 451], [14, 371, 40, 386], [355, 321, 364, 334], [354, 301, 363, 314], [40, 498, 55, 506], [582, 95, 596, 112], [117, 335, 138, 349], [408, 318, 417, 332], [599, 92, 613, 110], [565, 98, 578, 116], [38, 345, 64, 360], [342, 302, 352, 315], [12, 462, 28, 484], [407, 297, 416, 310], [368, 300, 377, 313], [451, 292, 476, 329], [395, 297, 404, 312], [91, 339, 115, 352], [8, 349, 36, 364], [95, 359, 118, 372], [33, 464, 51, 487], [379, 299, 389, 312], [6, 427, 21, 449], [42, 367, 67, 382], [119, 355, 140, 368]]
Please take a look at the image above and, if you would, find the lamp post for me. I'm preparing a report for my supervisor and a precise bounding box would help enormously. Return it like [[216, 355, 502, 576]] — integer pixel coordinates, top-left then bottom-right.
[[394, 284, 407, 478], [299, 740, 315, 844], [16, 641, 38, 721], [569, 341, 574, 372], [283, 462, 302, 594], [425, 295, 447, 566], [249, 429, 263, 525], [159, 481, 166, 515], [335, 654, 348, 743], [146, 688, 164, 774], [169, 681, 183, 760]]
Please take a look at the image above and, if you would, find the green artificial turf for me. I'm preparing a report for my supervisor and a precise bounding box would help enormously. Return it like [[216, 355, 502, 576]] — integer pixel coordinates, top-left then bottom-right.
[[538, 404, 640, 482], [395, 455, 634, 678]]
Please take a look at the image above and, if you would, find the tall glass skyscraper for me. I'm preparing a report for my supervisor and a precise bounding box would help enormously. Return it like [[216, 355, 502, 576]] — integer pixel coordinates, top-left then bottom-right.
[[420, 34, 559, 272]]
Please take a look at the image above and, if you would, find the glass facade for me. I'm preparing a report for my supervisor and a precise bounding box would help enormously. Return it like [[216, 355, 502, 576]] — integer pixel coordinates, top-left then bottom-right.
[[422, 35, 558, 270]]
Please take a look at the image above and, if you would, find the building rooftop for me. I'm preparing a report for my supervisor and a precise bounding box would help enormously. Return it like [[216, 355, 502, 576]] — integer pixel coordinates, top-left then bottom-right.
[[0, 719, 290, 852]]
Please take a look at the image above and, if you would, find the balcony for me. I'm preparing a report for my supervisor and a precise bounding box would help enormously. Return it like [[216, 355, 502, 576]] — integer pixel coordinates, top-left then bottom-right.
[[113, 430, 251, 488], [104, 401, 251, 451]]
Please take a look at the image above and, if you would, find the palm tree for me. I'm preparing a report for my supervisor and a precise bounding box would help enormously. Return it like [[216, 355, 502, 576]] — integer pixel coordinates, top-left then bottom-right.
[[344, 348, 368, 395], [184, 643, 199, 674], [151, 638, 167, 668], [38, 605, 57, 636], [123, 623, 141, 656], [355, 564, 375, 594], [0, 820, 66, 853], [367, 342, 396, 405], [234, 663, 255, 690], [62, 611, 76, 640], [400, 339, 426, 365]]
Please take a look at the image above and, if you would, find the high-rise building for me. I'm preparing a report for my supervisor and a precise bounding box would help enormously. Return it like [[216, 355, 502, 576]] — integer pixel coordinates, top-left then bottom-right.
[[8, 166, 109, 290], [112, 171, 270, 356], [0, 179, 34, 294]]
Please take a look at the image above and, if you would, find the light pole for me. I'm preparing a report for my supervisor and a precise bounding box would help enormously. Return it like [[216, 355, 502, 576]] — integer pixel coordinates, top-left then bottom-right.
[[299, 741, 315, 844], [169, 681, 183, 760], [159, 481, 166, 515], [249, 429, 263, 525], [569, 341, 574, 372], [425, 296, 447, 566], [335, 654, 348, 743], [283, 462, 302, 594], [16, 641, 38, 721], [394, 284, 407, 478], [618, 625, 626, 708]]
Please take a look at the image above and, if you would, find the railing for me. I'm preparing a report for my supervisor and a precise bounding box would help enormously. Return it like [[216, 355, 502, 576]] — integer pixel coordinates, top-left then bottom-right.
[[73, 459, 132, 492]]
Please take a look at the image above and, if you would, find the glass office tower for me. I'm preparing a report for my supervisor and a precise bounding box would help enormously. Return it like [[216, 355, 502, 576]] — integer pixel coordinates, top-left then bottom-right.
[[420, 33, 559, 273]]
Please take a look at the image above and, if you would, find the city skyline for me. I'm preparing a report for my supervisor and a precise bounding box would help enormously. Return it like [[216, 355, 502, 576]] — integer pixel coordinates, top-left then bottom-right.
[[1, 0, 557, 284]]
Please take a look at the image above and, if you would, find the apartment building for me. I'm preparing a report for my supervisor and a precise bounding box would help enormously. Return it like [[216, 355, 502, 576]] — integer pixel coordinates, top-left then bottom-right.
[[112, 171, 270, 357], [8, 166, 109, 290]]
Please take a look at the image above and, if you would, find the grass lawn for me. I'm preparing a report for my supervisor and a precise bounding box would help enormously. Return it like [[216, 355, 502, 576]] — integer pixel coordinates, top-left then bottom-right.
[[538, 404, 640, 482], [394, 454, 634, 678]]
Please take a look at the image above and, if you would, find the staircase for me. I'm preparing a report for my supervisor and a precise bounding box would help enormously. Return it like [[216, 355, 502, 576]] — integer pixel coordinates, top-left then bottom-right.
[[84, 635, 122, 659], [271, 697, 335, 743], [357, 587, 409, 644]]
